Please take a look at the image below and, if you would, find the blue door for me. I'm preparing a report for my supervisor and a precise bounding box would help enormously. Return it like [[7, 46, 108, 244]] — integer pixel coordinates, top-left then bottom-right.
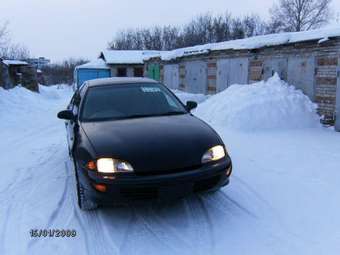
[[77, 69, 111, 88]]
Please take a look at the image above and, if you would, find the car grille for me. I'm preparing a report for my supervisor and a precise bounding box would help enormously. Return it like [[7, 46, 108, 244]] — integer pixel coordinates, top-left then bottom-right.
[[137, 164, 203, 176], [193, 175, 222, 192], [120, 187, 158, 200]]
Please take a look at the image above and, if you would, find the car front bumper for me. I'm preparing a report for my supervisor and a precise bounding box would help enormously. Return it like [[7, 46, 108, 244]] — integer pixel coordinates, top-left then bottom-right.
[[77, 157, 232, 205]]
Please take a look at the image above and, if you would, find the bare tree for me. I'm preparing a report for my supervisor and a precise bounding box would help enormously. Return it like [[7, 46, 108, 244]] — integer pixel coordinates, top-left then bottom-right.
[[108, 12, 269, 51], [242, 15, 268, 37], [269, 0, 332, 32], [42, 58, 87, 85], [0, 21, 30, 59], [1, 44, 30, 59], [0, 22, 9, 50]]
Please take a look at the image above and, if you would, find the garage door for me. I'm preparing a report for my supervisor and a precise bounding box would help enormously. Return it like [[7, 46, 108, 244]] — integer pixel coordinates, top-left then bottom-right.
[[148, 64, 161, 81], [336, 62, 340, 131], [288, 56, 315, 100], [263, 58, 288, 81], [216, 58, 248, 92], [185, 61, 207, 94], [163, 64, 179, 90]]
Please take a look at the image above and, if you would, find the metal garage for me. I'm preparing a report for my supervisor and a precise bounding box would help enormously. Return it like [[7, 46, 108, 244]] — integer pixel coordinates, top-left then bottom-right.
[[163, 64, 179, 89], [216, 58, 248, 92], [74, 59, 111, 88], [185, 61, 207, 94], [287, 56, 315, 100]]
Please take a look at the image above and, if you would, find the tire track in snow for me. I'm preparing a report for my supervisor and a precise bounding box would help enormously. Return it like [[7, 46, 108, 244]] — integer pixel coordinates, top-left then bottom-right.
[[185, 196, 215, 255], [115, 211, 138, 254], [67, 159, 120, 255], [131, 203, 193, 254], [0, 202, 14, 254], [44, 161, 71, 229]]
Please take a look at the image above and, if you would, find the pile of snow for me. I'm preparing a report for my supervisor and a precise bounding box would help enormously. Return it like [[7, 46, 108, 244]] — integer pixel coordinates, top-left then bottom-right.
[[195, 74, 321, 131], [0, 85, 72, 130], [173, 90, 208, 104]]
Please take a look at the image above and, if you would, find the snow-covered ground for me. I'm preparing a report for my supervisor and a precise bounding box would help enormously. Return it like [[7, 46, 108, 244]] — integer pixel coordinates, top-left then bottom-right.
[[1, 82, 340, 255]]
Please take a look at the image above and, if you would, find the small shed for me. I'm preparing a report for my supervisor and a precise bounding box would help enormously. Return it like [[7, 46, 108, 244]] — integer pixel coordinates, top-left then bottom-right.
[[0, 59, 29, 89], [74, 59, 111, 88]]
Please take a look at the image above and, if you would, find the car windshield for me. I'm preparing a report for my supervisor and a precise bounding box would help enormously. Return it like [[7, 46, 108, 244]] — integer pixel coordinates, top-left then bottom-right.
[[81, 83, 187, 122]]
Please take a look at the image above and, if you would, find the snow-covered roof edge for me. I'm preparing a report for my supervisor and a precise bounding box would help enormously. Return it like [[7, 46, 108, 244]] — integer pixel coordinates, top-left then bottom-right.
[[100, 50, 165, 65], [158, 27, 340, 61], [2, 60, 28, 66], [75, 59, 110, 70]]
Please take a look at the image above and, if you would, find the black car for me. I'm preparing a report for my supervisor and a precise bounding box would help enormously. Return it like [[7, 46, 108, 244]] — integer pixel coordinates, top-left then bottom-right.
[[58, 77, 232, 210]]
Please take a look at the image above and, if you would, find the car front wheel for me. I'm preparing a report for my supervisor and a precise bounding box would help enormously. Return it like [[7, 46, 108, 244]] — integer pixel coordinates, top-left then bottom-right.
[[75, 176, 98, 211]]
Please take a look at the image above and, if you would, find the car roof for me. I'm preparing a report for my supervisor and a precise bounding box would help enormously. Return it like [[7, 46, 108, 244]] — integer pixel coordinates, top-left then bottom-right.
[[85, 77, 158, 88]]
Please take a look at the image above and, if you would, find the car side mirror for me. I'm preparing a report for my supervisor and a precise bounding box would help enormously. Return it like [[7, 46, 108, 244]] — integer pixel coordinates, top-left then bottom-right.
[[186, 101, 198, 112], [57, 110, 76, 121]]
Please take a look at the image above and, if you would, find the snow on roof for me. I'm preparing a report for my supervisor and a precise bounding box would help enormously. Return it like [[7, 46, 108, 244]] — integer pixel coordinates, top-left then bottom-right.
[[142, 51, 172, 61], [100, 50, 164, 64], [75, 58, 110, 70], [160, 27, 340, 61], [2, 60, 28, 66]]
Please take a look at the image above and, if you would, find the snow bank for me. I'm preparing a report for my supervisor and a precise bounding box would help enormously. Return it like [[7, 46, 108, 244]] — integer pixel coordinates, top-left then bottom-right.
[[0, 85, 72, 130], [173, 90, 208, 104], [195, 74, 321, 131]]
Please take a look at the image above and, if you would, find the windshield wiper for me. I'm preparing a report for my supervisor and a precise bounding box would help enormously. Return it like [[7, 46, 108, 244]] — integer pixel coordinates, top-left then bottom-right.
[[156, 111, 187, 116], [118, 111, 187, 120]]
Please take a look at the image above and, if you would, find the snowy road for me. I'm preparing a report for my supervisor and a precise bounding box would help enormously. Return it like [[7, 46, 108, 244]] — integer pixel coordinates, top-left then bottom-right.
[[1, 85, 340, 255]]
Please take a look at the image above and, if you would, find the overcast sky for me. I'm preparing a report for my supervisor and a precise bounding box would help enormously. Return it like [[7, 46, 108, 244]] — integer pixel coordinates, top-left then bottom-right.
[[1, 0, 339, 62]]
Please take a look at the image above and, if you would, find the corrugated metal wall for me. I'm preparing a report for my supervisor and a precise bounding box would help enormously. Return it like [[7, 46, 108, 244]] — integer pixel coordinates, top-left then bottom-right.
[[185, 61, 207, 94], [163, 64, 179, 89], [76, 69, 111, 88]]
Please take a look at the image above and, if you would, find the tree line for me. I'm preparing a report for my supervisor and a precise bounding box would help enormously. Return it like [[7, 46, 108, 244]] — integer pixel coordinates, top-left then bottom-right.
[[0, 22, 30, 59], [41, 58, 87, 85], [109, 0, 333, 51]]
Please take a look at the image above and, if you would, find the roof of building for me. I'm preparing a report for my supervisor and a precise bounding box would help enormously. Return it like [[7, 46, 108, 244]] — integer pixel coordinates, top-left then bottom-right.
[[99, 50, 165, 65], [159, 27, 340, 61], [75, 58, 110, 70], [2, 60, 28, 66], [85, 77, 158, 87]]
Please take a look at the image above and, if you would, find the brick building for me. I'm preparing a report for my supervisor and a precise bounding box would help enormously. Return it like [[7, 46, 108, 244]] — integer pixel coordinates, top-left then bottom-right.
[[144, 28, 340, 129]]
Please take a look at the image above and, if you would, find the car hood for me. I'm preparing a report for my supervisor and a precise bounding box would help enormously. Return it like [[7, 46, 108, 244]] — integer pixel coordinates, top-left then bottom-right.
[[80, 114, 223, 174]]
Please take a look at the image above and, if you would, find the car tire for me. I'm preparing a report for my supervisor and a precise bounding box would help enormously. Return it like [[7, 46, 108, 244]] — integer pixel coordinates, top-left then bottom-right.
[[74, 170, 98, 211]]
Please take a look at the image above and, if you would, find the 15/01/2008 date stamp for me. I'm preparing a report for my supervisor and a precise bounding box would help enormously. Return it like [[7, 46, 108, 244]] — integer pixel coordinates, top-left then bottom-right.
[[30, 229, 77, 238]]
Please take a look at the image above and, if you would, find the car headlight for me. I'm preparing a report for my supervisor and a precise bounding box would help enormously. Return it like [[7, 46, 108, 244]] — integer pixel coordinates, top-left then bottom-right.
[[201, 145, 226, 163], [97, 158, 134, 173]]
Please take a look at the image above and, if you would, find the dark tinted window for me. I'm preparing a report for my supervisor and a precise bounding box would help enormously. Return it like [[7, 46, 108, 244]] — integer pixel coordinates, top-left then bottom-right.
[[81, 83, 186, 121]]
